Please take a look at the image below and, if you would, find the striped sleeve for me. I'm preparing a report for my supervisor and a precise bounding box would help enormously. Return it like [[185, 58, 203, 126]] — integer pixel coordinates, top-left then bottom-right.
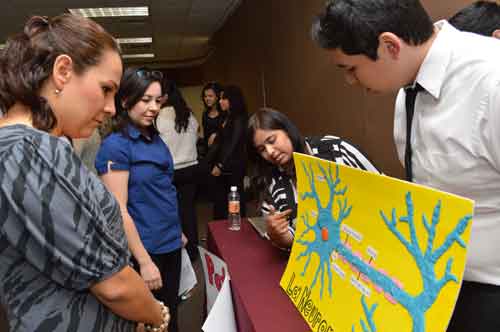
[[0, 134, 129, 290], [338, 140, 380, 174], [260, 178, 296, 238], [260, 178, 276, 216], [319, 135, 381, 174]]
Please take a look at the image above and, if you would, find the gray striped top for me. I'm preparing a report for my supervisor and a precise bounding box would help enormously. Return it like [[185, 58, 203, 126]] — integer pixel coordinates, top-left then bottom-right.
[[0, 125, 134, 331]]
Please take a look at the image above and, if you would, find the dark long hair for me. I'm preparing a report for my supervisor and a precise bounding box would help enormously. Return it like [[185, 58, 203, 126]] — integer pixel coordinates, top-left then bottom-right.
[[220, 85, 248, 119], [0, 14, 120, 132], [247, 108, 305, 190], [163, 80, 192, 133], [110, 67, 163, 137]]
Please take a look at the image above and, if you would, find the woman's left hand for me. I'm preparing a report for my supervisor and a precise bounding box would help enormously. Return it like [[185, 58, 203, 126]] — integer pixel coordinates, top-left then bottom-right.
[[140, 261, 163, 290], [211, 165, 221, 177]]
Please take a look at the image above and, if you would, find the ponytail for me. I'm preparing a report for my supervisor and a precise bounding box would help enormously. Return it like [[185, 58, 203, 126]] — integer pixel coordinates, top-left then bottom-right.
[[0, 16, 57, 130], [0, 14, 119, 132]]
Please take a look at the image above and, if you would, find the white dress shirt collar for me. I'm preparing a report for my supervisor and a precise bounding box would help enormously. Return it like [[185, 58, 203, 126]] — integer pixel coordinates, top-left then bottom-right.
[[414, 20, 456, 100]]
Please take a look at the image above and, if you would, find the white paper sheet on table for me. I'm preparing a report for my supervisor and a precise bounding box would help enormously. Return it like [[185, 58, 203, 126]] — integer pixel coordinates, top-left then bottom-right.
[[198, 246, 229, 312], [198, 246, 237, 332], [202, 275, 237, 332]]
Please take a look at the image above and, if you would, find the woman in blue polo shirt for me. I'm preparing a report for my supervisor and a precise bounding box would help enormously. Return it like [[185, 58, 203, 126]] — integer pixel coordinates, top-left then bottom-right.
[[95, 67, 181, 332]]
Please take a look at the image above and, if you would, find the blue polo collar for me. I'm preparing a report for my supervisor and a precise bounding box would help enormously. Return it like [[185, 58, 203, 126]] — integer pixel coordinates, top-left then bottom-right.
[[127, 123, 157, 142]]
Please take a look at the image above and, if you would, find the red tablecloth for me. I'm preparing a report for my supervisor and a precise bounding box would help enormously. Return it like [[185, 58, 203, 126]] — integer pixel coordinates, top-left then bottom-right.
[[207, 219, 309, 332]]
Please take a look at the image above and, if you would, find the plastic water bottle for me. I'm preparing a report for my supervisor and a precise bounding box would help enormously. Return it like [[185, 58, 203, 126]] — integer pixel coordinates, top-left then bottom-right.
[[228, 186, 241, 231]]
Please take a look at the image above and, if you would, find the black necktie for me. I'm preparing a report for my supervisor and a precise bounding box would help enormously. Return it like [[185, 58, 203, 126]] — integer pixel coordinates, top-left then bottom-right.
[[404, 84, 423, 182]]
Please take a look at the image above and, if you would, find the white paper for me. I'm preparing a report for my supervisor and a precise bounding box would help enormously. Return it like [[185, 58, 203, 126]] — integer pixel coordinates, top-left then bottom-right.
[[178, 247, 197, 296], [198, 246, 229, 313], [202, 273, 237, 332]]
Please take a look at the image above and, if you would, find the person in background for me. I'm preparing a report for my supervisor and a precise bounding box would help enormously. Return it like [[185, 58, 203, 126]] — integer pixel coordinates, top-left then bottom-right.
[[449, 0, 500, 38], [73, 129, 101, 174], [0, 15, 168, 332], [96, 67, 181, 332], [311, 0, 500, 330], [156, 80, 201, 262], [211, 85, 249, 220], [200, 82, 225, 159], [247, 108, 380, 249]]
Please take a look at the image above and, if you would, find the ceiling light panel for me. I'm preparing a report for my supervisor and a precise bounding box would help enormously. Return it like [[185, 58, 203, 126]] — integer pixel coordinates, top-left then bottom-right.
[[122, 53, 155, 59], [68, 7, 149, 18], [116, 37, 152, 44]]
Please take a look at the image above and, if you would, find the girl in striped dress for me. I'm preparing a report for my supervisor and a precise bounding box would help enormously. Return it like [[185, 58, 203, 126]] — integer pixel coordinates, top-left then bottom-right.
[[247, 108, 380, 249]]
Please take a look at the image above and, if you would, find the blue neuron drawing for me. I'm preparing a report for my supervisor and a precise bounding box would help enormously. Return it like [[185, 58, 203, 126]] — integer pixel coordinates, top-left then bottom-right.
[[295, 161, 472, 332], [352, 296, 378, 332]]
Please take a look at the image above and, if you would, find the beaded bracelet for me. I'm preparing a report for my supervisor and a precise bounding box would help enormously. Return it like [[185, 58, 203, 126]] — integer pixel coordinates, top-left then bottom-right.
[[144, 301, 169, 332]]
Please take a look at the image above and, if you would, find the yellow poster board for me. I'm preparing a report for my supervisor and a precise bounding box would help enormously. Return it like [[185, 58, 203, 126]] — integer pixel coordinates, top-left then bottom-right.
[[280, 153, 474, 332]]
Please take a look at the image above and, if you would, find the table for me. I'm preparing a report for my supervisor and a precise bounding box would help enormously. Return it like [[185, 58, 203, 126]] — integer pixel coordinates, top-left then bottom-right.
[[207, 219, 309, 332]]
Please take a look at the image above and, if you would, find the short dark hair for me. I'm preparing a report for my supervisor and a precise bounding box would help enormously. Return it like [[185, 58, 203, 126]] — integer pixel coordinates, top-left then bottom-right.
[[247, 108, 305, 190], [0, 14, 120, 132], [111, 67, 163, 137], [449, 1, 500, 36], [311, 0, 434, 60]]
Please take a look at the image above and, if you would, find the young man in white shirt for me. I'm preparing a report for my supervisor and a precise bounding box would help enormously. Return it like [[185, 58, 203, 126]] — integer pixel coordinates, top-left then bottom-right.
[[311, 0, 500, 331]]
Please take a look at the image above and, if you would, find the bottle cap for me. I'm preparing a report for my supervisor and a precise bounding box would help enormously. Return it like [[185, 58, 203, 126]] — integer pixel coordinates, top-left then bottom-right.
[[230, 186, 237, 191]]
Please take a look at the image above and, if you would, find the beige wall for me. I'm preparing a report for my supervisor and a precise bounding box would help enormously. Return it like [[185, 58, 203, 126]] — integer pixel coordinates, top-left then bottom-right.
[[180, 85, 204, 128], [201, 0, 477, 178]]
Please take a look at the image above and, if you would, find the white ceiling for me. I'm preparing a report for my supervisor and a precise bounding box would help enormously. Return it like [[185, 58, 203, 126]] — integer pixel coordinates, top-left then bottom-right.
[[0, 0, 241, 68]]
